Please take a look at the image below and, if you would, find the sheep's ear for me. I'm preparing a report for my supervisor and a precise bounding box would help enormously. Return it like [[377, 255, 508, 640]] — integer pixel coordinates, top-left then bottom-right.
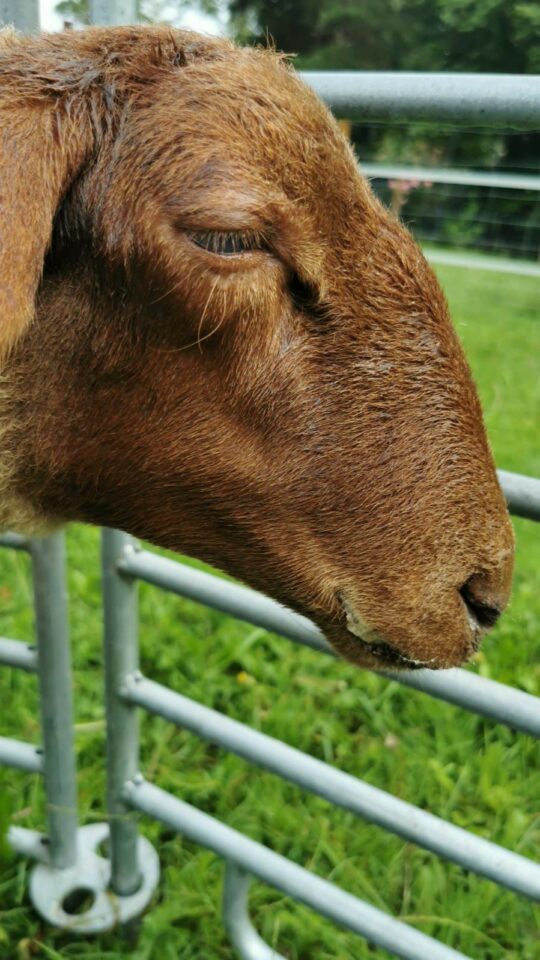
[[0, 103, 90, 358]]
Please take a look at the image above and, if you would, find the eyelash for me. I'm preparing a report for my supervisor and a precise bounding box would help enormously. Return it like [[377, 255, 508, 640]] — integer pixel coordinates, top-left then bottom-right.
[[188, 230, 267, 256], [188, 230, 328, 323]]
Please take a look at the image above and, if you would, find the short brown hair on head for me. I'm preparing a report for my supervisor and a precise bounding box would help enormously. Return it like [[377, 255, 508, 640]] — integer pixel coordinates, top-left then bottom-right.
[[0, 26, 513, 670]]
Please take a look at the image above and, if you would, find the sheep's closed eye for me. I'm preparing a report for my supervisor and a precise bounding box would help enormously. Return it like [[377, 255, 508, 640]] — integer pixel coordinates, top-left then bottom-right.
[[187, 229, 328, 323], [189, 230, 267, 256]]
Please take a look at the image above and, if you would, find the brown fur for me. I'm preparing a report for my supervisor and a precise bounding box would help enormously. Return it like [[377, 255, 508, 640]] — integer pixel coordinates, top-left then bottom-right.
[[0, 26, 514, 670]]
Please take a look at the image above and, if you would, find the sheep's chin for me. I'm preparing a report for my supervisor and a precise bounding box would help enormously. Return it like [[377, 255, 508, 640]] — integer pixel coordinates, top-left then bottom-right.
[[339, 596, 439, 670]]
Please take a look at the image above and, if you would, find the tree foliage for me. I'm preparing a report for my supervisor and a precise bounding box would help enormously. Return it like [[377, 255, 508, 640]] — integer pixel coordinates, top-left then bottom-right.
[[55, 0, 219, 27], [229, 0, 539, 73]]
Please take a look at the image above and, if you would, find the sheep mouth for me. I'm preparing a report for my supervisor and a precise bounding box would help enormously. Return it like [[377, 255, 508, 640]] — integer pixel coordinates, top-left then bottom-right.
[[345, 630, 430, 670], [338, 593, 439, 670]]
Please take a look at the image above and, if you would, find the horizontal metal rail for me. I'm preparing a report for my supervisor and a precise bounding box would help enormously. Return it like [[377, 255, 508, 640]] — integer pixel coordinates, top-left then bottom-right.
[[125, 777, 471, 960], [425, 249, 540, 279], [118, 548, 540, 739], [123, 673, 540, 900], [498, 470, 540, 522], [392, 667, 540, 737], [118, 545, 324, 651], [362, 163, 540, 193], [302, 72, 540, 127], [0, 637, 38, 672], [0, 532, 30, 551], [8, 826, 52, 865], [0, 736, 43, 774]]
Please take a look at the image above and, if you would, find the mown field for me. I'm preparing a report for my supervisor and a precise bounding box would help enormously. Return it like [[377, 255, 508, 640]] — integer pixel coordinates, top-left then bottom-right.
[[0, 264, 538, 959]]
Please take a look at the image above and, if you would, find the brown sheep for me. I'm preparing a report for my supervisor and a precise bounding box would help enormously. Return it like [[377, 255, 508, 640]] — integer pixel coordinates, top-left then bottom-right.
[[0, 25, 513, 671]]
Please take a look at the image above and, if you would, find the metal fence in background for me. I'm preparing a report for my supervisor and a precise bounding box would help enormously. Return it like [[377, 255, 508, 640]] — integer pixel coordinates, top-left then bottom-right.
[[1, 476, 539, 957], [360, 163, 540, 275], [0, 1, 539, 956], [303, 73, 540, 271]]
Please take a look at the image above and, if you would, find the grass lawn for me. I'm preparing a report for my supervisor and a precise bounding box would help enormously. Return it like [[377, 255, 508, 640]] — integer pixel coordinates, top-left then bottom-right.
[[0, 264, 538, 959]]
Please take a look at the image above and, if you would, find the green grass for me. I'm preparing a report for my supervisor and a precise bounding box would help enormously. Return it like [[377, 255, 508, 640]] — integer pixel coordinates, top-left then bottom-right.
[[0, 265, 539, 959]]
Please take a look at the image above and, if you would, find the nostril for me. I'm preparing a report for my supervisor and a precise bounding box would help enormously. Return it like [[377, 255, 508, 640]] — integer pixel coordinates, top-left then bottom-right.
[[459, 581, 502, 630]]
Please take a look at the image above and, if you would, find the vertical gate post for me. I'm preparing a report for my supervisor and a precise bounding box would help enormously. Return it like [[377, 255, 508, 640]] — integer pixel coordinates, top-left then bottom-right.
[[101, 529, 142, 896], [31, 534, 78, 869], [0, 0, 39, 32], [8, 530, 157, 933]]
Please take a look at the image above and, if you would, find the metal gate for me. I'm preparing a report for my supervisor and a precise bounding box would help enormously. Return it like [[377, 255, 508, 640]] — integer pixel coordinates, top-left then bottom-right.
[[0, 2, 539, 956], [1, 470, 539, 957]]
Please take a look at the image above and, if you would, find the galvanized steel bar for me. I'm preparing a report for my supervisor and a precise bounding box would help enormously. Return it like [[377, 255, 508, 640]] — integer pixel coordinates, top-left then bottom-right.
[[0, 637, 37, 672], [362, 163, 540, 193], [302, 72, 540, 127], [0, 0, 39, 31], [118, 547, 540, 738], [89, 0, 137, 25], [9, 825, 53, 865], [391, 667, 540, 737], [0, 533, 29, 551], [125, 777, 471, 960], [31, 535, 78, 870], [101, 529, 141, 896], [122, 673, 540, 899], [117, 546, 325, 652], [426, 249, 540, 279], [223, 863, 288, 960], [498, 469, 540, 522], [0, 736, 43, 774]]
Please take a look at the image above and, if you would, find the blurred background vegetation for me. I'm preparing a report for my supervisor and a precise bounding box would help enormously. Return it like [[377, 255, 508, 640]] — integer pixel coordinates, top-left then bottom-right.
[[56, 0, 540, 261]]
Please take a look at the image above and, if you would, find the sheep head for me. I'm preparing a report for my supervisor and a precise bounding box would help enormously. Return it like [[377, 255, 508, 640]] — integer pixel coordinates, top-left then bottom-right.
[[0, 27, 514, 670]]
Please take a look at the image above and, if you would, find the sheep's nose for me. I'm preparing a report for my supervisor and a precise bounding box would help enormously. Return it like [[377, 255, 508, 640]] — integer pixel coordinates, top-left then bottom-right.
[[460, 579, 501, 630], [459, 566, 511, 634]]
